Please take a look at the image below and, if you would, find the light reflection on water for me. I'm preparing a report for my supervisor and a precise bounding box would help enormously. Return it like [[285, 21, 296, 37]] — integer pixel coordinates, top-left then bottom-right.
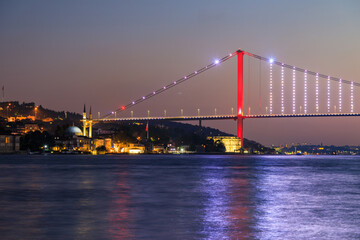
[[0, 155, 359, 239]]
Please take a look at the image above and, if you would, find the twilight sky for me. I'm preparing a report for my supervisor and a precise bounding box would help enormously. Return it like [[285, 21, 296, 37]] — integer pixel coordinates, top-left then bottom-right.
[[1, 0, 360, 146]]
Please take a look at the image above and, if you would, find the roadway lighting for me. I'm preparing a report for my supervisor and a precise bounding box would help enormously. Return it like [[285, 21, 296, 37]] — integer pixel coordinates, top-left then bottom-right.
[[131, 111, 133, 118], [98, 112, 100, 119], [181, 109, 183, 116]]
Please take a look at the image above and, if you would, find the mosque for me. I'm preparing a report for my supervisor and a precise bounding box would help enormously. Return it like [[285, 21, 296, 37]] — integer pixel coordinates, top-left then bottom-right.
[[60, 105, 108, 153], [81, 104, 93, 138]]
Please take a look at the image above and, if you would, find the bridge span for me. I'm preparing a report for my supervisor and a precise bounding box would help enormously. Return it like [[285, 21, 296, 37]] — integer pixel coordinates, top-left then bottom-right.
[[97, 112, 360, 122]]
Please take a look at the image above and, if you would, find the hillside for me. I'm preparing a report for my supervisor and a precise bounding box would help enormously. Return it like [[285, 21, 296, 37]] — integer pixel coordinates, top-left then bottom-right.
[[0, 101, 81, 120]]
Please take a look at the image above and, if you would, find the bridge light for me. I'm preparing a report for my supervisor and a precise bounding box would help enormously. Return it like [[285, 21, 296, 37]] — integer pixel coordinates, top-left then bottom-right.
[[121, 106, 125, 110], [132, 101, 135, 105], [292, 66, 296, 114], [269, 58, 274, 64], [327, 76, 330, 113], [316, 73, 319, 113], [339, 79, 342, 112], [269, 60, 273, 114], [351, 81, 354, 113], [142, 96, 145, 99], [281, 64, 284, 114], [214, 59, 220, 64], [304, 70, 307, 114]]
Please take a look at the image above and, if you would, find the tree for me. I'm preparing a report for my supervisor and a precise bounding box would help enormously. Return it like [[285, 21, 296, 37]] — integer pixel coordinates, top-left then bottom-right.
[[20, 130, 55, 152]]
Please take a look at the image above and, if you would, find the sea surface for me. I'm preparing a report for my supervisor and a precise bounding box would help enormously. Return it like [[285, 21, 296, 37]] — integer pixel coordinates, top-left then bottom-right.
[[0, 154, 359, 240]]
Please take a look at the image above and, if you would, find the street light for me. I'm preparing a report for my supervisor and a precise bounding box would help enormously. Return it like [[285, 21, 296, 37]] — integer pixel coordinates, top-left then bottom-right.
[[98, 112, 100, 119], [34, 106, 38, 120], [131, 111, 133, 118], [181, 109, 183, 116]]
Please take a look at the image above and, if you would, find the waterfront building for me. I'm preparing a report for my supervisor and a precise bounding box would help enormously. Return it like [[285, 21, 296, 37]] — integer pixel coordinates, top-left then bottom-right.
[[208, 136, 241, 152], [0, 134, 20, 153], [82, 105, 93, 138]]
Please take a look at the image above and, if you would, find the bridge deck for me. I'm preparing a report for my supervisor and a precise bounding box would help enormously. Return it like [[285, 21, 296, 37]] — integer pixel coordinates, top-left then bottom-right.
[[97, 113, 360, 122]]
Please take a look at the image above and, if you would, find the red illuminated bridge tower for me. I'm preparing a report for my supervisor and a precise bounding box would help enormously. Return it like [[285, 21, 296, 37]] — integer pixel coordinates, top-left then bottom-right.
[[237, 50, 244, 147]]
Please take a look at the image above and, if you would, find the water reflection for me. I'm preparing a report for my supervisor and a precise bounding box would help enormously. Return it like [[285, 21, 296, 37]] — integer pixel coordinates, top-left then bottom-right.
[[200, 166, 232, 239], [108, 171, 134, 239], [199, 165, 255, 239], [0, 155, 359, 239]]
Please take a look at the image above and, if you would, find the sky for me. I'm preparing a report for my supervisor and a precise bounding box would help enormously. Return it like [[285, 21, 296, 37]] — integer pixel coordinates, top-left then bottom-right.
[[1, 0, 360, 146]]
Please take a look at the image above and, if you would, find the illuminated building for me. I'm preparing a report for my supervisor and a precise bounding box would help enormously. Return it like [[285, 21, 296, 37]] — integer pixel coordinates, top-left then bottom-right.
[[82, 105, 93, 138], [24, 123, 42, 133], [0, 134, 20, 153], [208, 136, 241, 152]]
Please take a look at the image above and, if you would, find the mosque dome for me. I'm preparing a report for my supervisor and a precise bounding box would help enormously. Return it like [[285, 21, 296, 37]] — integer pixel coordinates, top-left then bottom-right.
[[66, 126, 83, 136]]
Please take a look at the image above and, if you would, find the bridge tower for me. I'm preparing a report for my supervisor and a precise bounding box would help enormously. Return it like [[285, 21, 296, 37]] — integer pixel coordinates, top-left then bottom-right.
[[237, 50, 244, 148]]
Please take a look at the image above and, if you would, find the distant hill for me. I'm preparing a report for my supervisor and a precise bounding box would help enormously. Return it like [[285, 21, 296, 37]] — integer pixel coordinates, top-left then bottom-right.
[[0, 101, 81, 120]]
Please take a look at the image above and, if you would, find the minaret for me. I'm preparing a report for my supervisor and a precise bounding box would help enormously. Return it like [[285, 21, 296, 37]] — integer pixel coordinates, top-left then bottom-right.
[[89, 106, 93, 138], [82, 104, 87, 137]]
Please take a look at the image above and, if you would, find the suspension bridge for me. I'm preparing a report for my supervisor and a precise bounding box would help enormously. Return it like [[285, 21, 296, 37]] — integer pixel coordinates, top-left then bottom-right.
[[94, 49, 359, 147]]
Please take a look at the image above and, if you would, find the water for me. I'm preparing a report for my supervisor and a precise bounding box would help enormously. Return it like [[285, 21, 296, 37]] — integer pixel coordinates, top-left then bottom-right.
[[0, 155, 359, 240]]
